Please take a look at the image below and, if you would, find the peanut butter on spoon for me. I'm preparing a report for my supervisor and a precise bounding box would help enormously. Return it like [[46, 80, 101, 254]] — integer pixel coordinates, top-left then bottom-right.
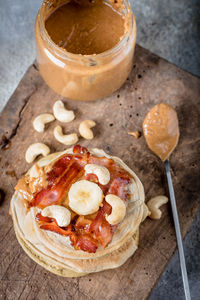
[[143, 103, 191, 299], [143, 103, 180, 161]]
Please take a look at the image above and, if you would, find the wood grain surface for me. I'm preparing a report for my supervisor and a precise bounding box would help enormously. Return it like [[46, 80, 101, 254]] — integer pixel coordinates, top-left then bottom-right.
[[0, 45, 199, 300]]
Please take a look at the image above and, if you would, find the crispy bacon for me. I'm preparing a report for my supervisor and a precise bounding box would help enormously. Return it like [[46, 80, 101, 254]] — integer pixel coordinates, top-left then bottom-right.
[[37, 212, 97, 253], [30, 162, 83, 208], [47, 154, 73, 185], [74, 155, 89, 168], [73, 145, 90, 155], [93, 220, 113, 248], [75, 216, 92, 232], [36, 212, 73, 235], [40, 223, 73, 236], [108, 177, 130, 201], [87, 155, 112, 167], [90, 201, 113, 248], [74, 216, 98, 252], [75, 234, 98, 253], [36, 212, 55, 223], [72, 145, 90, 166], [84, 173, 99, 184]]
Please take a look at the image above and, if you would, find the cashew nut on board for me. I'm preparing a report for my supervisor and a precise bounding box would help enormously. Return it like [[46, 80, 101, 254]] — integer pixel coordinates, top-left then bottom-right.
[[33, 113, 55, 133], [54, 125, 78, 145], [147, 195, 168, 219], [53, 100, 75, 123], [25, 143, 50, 163], [84, 164, 110, 185], [79, 120, 96, 140], [42, 205, 71, 227], [105, 194, 126, 225]]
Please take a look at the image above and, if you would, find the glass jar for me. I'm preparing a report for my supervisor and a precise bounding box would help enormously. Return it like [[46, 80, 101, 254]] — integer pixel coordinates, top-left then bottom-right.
[[35, 0, 136, 101]]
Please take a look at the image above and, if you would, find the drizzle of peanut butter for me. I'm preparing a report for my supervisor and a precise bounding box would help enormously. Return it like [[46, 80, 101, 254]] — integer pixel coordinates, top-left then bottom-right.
[[45, 0, 125, 55], [15, 164, 48, 202], [143, 103, 180, 161], [15, 178, 33, 202]]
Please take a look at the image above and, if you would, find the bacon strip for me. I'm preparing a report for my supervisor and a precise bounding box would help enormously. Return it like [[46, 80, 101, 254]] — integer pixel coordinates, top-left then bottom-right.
[[84, 173, 99, 184], [40, 223, 73, 236], [47, 154, 73, 186], [75, 234, 98, 253], [90, 201, 113, 248], [31, 162, 83, 208], [37, 212, 98, 253], [75, 215, 92, 232], [36, 212, 73, 235], [73, 145, 90, 155], [108, 177, 130, 201], [36, 213, 55, 223]]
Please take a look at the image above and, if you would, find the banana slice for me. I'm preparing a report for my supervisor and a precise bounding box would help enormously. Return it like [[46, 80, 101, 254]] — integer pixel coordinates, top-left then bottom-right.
[[68, 180, 103, 215]]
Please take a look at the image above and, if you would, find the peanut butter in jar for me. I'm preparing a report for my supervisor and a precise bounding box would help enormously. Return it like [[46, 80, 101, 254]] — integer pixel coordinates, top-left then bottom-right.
[[35, 0, 136, 101]]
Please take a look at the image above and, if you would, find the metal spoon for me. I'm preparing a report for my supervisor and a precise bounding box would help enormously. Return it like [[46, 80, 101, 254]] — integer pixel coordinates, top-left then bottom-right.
[[143, 103, 191, 300]]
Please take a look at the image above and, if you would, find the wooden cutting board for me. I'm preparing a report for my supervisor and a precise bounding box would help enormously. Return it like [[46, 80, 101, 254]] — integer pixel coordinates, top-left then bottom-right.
[[0, 45, 199, 300]]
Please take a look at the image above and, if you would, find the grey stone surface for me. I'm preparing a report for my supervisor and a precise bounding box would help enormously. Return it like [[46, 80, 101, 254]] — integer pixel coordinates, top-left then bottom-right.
[[0, 0, 199, 299], [0, 0, 41, 112], [150, 212, 200, 300], [132, 0, 200, 77]]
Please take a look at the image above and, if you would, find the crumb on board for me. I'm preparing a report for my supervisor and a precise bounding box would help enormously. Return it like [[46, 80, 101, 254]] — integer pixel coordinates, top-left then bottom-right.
[[128, 131, 141, 139]]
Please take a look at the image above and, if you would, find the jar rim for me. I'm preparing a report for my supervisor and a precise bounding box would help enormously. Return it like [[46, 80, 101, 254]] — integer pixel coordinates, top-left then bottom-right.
[[38, 0, 136, 62]]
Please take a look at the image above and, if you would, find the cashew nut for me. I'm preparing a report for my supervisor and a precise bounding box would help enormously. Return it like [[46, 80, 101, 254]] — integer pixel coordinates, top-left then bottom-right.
[[79, 120, 96, 140], [42, 205, 71, 227], [33, 114, 55, 133], [85, 164, 110, 185], [25, 143, 50, 163], [54, 125, 78, 145], [147, 195, 168, 219], [53, 100, 75, 123], [105, 194, 126, 225]]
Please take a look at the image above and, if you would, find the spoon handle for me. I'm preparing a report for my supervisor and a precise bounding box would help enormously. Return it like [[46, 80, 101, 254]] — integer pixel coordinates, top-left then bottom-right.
[[164, 160, 191, 300]]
